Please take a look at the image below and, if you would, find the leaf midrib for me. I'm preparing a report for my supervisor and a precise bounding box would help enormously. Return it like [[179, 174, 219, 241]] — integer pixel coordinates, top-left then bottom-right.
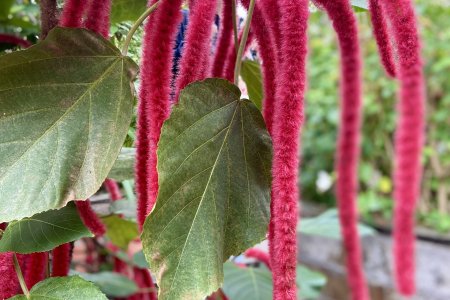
[[0, 58, 122, 183], [166, 100, 240, 298]]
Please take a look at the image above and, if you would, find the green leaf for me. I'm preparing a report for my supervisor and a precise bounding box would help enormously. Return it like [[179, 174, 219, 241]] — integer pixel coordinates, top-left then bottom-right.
[[111, 0, 147, 23], [0, 202, 92, 254], [299, 209, 375, 239], [102, 215, 138, 249], [351, 0, 368, 11], [9, 276, 108, 300], [296, 266, 326, 299], [222, 262, 272, 300], [142, 79, 272, 300], [0, 27, 137, 222], [240, 60, 263, 110], [108, 147, 136, 181], [0, 0, 14, 19], [109, 198, 137, 220], [76, 271, 139, 297], [132, 250, 149, 269]]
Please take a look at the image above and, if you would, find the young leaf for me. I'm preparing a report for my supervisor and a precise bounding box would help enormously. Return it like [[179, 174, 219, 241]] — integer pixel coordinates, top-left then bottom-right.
[[9, 276, 108, 300], [102, 215, 138, 249], [76, 271, 139, 297], [240, 60, 263, 110], [222, 262, 272, 300], [141, 79, 272, 300], [0, 202, 92, 254], [0, 27, 138, 222]]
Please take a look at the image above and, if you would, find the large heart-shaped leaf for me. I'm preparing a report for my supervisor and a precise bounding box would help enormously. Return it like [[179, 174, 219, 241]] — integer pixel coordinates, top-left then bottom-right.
[[222, 262, 272, 300], [141, 79, 272, 300], [0, 27, 137, 222], [77, 271, 139, 297], [9, 276, 108, 300], [0, 202, 92, 254]]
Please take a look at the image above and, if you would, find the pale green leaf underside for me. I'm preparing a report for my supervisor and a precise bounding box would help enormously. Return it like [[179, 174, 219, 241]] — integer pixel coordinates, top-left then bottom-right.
[[222, 262, 272, 300], [0, 202, 92, 254], [107, 147, 136, 181], [240, 60, 263, 110], [77, 271, 139, 297], [9, 276, 108, 300], [0, 27, 137, 222], [142, 79, 272, 300]]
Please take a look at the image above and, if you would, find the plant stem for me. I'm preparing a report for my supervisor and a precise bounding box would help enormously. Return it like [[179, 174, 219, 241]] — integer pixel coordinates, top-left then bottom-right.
[[233, 0, 255, 85], [13, 254, 30, 299], [232, 0, 239, 53], [121, 1, 160, 56]]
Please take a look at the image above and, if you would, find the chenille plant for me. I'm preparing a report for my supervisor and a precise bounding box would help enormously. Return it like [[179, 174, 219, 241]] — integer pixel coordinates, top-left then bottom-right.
[[0, 0, 425, 300]]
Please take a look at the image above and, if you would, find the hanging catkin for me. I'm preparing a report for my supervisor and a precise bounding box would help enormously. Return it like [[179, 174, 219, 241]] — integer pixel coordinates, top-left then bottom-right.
[[269, 0, 309, 298], [51, 243, 73, 277], [24, 252, 48, 289], [0, 252, 21, 299], [136, 0, 183, 229], [84, 0, 112, 38], [60, 0, 89, 28], [313, 0, 369, 299], [211, 0, 234, 78], [368, 0, 396, 78], [379, 0, 425, 295], [75, 200, 106, 236]]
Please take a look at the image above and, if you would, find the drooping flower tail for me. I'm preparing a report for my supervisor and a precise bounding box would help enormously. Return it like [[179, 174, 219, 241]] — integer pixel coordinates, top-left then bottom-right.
[[129, 267, 158, 300], [0, 252, 21, 299], [0, 34, 32, 48], [313, 0, 369, 299], [39, 0, 58, 38], [380, 0, 425, 295], [136, 0, 183, 229], [75, 200, 106, 236], [211, 0, 234, 78], [245, 248, 271, 270], [51, 243, 72, 277], [175, 0, 218, 99], [84, 0, 112, 38], [24, 252, 48, 289], [104, 179, 122, 201], [270, 0, 309, 298], [368, 0, 396, 78], [60, 0, 89, 28]]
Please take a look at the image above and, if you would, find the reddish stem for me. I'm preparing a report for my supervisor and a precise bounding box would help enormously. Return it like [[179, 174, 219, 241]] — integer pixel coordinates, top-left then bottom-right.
[[39, 0, 59, 38], [51, 243, 72, 277], [368, 0, 396, 78], [380, 0, 425, 295], [269, 0, 309, 298], [135, 0, 183, 229], [75, 200, 106, 236], [59, 0, 89, 28]]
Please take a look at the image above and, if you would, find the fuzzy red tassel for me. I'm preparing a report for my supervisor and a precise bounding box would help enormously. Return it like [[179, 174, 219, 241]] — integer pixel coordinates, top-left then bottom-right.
[[51, 243, 72, 277], [239, 0, 278, 134], [0, 34, 32, 48], [245, 248, 271, 270], [84, 0, 112, 38], [59, 0, 89, 28], [104, 179, 123, 201], [0, 252, 21, 299], [313, 0, 369, 299], [75, 200, 106, 236], [379, 0, 425, 295], [368, 0, 396, 78], [223, 29, 255, 82], [129, 267, 157, 300], [211, 0, 234, 78], [24, 252, 48, 289], [135, 0, 183, 229], [207, 289, 229, 300], [269, 0, 309, 299], [175, 0, 218, 98]]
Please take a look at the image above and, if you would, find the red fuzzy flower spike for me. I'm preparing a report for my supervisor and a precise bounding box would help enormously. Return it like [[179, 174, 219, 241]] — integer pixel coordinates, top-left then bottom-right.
[[223, 29, 255, 83], [240, 0, 278, 134], [52, 243, 72, 277], [104, 179, 123, 201], [175, 0, 218, 99], [245, 248, 271, 270], [24, 252, 48, 289], [0, 34, 32, 48], [75, 200, 106, 236], [270, 0, 309, 298], [0, 252, 21, 299], [379, 0, 425, 295], [136, 0, 183, 229], [60, 0, 89, 28], [368, 0, 396, 78], [313, 0, 369, 299], [84, 0, 112, 38], [129, 267, 157, 300], [211, 0, 234, 78]]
